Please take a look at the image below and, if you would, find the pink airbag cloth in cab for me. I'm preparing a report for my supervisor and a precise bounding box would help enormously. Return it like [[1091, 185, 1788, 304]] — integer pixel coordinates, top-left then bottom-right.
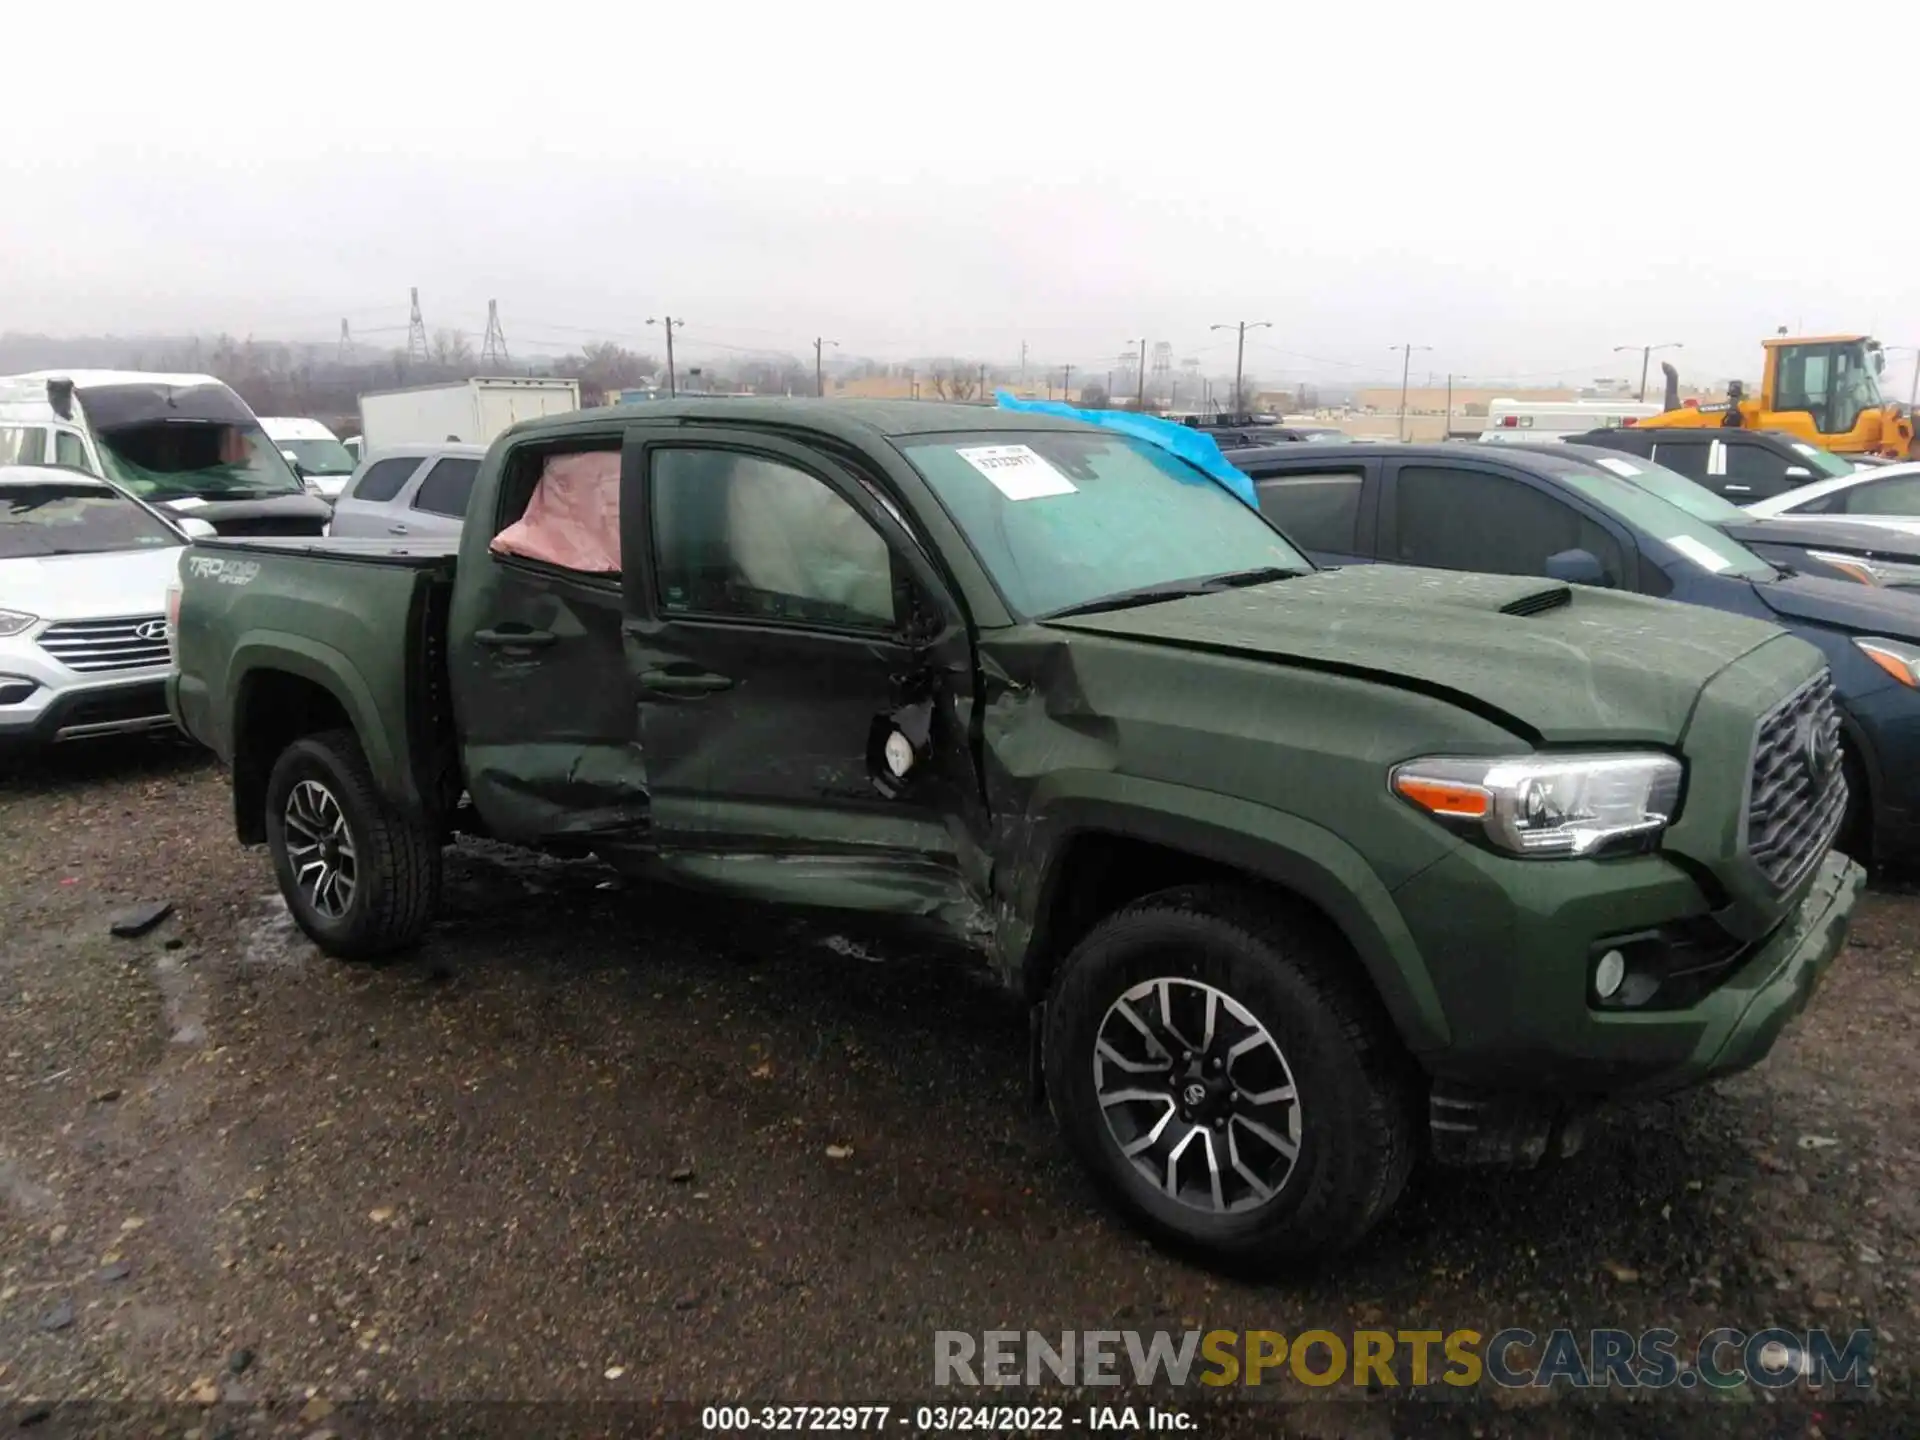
[[490, 451, 621, 573]]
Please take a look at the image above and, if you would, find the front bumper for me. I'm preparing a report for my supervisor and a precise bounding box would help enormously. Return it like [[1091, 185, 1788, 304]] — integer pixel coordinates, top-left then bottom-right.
[[1425, 849, 1860, 1164], [0, 674, 175, 750], [1395, 841, 1862, 1098]]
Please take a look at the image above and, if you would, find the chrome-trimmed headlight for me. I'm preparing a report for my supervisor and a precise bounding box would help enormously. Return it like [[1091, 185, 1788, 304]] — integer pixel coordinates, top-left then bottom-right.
[[1391, 752, 1685, 858], [1856, 637, 1920, 689]]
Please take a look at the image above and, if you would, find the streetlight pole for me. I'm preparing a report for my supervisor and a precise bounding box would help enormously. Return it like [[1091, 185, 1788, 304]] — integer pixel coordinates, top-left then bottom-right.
[[1211, 321, 1272, 419], [1614, 342, 1684, 403], [1389, 344, 1432, 441], [647, 316, 682, 397], [813, 337, 838, 398]]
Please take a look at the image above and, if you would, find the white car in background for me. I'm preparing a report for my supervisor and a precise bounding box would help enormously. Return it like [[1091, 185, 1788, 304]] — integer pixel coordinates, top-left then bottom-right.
[[0, 466, 215, 754], [1743, 460, 1920, 535], [261, 416, 359, 499]]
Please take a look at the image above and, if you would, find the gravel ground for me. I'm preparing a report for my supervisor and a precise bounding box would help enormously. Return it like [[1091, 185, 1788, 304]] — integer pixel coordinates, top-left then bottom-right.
[[1, 739, 1917, 1437]]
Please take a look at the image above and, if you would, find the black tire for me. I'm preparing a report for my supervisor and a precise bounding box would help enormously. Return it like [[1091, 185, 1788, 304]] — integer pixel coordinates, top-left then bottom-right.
[[1044, 883, 1417, 1270], [264, 728, 442, 960]]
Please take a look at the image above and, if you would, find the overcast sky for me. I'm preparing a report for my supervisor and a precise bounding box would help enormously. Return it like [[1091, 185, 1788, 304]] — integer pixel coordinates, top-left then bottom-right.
[[8, 0, 1918, 395]]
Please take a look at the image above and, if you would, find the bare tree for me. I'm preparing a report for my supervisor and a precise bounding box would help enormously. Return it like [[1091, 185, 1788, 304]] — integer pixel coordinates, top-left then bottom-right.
[[928, 360, 980, 402], [430, 329, 476, 369]]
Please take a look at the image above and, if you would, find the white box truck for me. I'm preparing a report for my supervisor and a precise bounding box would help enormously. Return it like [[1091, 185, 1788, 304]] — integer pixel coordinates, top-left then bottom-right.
[[357, 377, 581, 453]]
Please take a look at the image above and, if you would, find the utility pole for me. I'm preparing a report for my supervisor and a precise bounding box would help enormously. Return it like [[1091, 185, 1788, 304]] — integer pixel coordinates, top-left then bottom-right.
[[978, 363, 988, 400], [907, 367, 918, 400], [1134, 339, 1147, 409], [813, 337, 838, 397], [648, 316, 683, 397], [405, 287, 429, 365], [1389, 344, 1433, 441], [1210, 321, 1272, 419], [1062, 363, 1073, 401], [1019, 341, 1028, 386], [1614, 342, 1684, 402], [1445, 373, 1453, 438], [481, 300, 509, 368]]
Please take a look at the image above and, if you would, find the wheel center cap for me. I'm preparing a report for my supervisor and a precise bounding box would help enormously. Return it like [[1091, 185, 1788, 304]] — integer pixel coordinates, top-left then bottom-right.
[[1181, 1081, 1208, 1108]]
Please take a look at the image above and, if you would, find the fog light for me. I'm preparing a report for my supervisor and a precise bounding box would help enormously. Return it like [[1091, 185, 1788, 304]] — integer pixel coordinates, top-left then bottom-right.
[[1594, 949, 1627, 999]]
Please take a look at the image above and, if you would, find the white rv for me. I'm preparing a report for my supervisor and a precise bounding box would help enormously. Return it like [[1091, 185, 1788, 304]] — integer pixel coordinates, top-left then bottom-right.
[[1479, 398, 1663, 444]]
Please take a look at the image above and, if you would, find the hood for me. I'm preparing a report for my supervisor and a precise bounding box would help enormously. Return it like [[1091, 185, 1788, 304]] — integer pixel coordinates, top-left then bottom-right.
[[1044, 564, 1790, 744], [161, 493, 333, 534], [1722, 515, 1920, 562], [0, 544, 183, 623], [1751, 572, 1920, 639]]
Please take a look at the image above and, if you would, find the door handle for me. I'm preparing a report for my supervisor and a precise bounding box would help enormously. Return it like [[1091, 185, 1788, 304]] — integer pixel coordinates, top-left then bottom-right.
[[1723, 484, 1753, 494], [475, 627, 557, 649], [640, 667, 734, 696], [389, 522, 410, 534]]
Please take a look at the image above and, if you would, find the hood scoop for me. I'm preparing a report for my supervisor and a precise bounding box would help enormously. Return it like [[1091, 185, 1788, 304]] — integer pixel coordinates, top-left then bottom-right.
[[1498, 584, 1573, 617]]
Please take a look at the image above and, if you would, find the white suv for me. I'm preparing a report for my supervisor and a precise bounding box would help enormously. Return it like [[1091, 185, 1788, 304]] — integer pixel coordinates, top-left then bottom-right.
[[0, 465, 213, 753]]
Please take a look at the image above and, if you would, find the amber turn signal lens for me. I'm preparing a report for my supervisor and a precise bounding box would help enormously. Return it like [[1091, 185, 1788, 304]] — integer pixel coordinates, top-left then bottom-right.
[[1392, 775, 1491, 818]]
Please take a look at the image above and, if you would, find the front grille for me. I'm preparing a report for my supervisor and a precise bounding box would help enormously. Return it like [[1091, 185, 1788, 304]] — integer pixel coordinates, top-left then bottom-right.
[[37, 615, 171, 673], [1746, 670, 1847, 889]]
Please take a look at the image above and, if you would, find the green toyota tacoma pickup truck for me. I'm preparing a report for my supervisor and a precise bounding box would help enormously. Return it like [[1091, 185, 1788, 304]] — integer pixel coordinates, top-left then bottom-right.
[[169, 398, 1862, 1266]]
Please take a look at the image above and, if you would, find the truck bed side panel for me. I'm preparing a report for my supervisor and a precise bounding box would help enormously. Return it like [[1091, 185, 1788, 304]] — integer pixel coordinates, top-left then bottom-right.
[[171, 543, 455, 819]]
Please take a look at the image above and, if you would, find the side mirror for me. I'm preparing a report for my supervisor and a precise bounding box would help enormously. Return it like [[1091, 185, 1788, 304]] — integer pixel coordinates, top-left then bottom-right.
[[1545, 547, 1611, 587], [1785, 465, 1812, 479], [176, 517, 218, 539]]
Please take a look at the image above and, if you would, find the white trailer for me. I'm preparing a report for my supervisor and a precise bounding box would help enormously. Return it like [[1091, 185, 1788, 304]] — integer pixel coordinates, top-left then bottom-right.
[[357, 377, 580, 453], [1479, 397, 1663, 444]]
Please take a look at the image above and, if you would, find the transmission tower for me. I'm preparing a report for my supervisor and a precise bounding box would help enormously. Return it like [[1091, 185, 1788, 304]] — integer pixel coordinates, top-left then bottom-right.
[[481, 300, 509, 367], [337, 319, 353, 364], [405, 287, 429, 364], [1150, 341, 1174, 402]]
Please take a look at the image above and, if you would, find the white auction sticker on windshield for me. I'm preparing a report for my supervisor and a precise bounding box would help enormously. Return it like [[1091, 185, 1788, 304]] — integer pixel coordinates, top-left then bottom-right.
[[168, 497, 210, 511], [1664, 534, 1732, 573], [956, 444, 1077, 500], [1594, 456, 1642, 478]]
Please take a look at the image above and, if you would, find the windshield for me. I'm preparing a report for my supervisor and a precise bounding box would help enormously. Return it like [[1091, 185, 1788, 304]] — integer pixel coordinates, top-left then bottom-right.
[[900, 431, 1307, 617], [1788, 441, 1857, 479], [277, 436, 356, 477], [1575, 450, 1749, 524], [1556, 467, 1775, 581], [0, 482, 181, 558], [94, 420, 304, 501]]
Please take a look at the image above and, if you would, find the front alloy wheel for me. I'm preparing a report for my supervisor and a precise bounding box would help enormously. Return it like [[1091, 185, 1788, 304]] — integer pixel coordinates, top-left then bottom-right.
[[1095, 977, 1302, 1214]]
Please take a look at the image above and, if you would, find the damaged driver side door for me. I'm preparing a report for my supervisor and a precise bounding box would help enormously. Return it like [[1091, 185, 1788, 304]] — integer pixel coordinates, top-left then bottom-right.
[[620, 429, 991, 936]]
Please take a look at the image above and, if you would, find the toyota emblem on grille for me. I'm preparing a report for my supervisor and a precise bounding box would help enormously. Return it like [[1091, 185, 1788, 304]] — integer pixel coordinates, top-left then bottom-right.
[[133, 620, 170, 641], [1795, 712, 1830, 787]]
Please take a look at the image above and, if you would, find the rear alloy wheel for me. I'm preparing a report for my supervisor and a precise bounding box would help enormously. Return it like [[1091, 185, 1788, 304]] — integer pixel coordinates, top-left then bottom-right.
[[283, 779, 358, 920], [1046, 884, 1416, 1269], [264, 728, 441, 960]]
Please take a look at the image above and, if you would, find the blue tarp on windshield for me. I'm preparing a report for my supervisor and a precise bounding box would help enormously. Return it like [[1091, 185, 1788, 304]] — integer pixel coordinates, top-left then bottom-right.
[[993, 391, 1259, 509]]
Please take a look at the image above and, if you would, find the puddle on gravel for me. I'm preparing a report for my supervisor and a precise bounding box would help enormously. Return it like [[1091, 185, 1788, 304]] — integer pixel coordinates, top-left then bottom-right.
[[151, 951, 206, 1046], [242, 894, 310, 969]]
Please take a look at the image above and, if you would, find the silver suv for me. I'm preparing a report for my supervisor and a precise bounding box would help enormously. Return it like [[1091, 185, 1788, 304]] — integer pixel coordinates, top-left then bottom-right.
[[328, 444, 485, 539], [0, 465, 214, 752]]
